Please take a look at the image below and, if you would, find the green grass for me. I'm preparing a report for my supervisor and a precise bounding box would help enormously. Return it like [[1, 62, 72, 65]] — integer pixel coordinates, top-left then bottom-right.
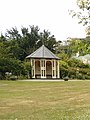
[[0, 80, 90, 120]]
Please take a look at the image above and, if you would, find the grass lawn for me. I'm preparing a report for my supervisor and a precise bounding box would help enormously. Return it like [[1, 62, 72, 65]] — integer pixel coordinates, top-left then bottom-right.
[[0, 80, 90, 120]]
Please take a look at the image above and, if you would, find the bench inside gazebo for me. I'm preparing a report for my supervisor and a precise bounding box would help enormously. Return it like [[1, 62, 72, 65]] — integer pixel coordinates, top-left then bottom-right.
[[26, 45, 60, 79]]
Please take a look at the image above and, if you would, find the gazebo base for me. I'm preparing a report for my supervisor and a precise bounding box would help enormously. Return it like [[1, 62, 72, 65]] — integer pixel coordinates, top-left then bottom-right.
[[32, 76, 59, 79]]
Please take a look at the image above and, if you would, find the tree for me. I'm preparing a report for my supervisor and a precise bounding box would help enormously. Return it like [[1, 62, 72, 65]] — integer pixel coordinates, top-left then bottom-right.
[[0, 34, 6, 42], [65, 37, 90, 56], [37, 30, 57, 53], [23, 62, 32, 78], [21, 25, 40, 56], [6, 27, 21, 41], [59, 60, 69, 78], [70, 0, 90, 26], [0, 57, 23, 79], [85, 26, 90, 37]]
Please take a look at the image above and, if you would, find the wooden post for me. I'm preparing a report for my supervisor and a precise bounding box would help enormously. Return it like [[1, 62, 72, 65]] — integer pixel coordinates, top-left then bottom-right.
[[57, 60, 60, 78], [52, 60, 53, 78], [52, 60, 56, 78], [54, 60, 56, 78], [45, 59, 46, 78], [41, 59, 46, 78], [30, 59, 33, 78], [31, 59, 35, 78], [33, 59, 35, 78]]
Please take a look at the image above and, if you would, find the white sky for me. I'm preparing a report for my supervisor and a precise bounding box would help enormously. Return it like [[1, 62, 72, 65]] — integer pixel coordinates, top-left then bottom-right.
[[0, 0, 86, 40]]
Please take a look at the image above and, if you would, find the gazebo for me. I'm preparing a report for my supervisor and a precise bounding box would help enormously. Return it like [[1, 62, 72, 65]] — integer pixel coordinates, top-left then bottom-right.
[[26, 45, 60, 79]]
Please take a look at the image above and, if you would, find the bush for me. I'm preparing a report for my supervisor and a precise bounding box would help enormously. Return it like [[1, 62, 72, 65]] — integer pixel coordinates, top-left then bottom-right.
[[84, 75, 90, 80], [70, 75, 75, 79], [18, 75, 27, 80], [9, 76, 17, 81]]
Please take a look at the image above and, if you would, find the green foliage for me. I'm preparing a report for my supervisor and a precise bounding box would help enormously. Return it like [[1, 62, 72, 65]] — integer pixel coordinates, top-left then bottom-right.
[[23, 61, 32, 78], [0, 57, 23, 79], [58, 52, 90, 79], [38, 30, 57, 53], [67, 38, 90, 56], [5, 26, 57, 60], [69, 0, 90, 26], [59, 60, 69, 69], [59, 60, 69, 78], [0, 25, 90, 80]]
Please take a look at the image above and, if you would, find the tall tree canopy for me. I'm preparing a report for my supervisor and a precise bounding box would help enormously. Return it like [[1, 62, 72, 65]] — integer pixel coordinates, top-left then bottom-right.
[[4, 25, 57, 61]]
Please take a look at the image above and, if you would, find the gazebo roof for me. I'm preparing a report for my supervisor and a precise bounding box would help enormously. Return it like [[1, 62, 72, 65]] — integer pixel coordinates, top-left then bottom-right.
[[26, 45, 60, 59]]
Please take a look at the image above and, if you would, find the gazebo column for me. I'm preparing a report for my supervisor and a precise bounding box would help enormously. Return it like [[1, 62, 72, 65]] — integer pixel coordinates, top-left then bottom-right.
[[52, 60, 56, 78], [41, 59, 46, 78], [31, 59, 35, 78], [45, 60, 46, 78], [57, 60, 60, 78]]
